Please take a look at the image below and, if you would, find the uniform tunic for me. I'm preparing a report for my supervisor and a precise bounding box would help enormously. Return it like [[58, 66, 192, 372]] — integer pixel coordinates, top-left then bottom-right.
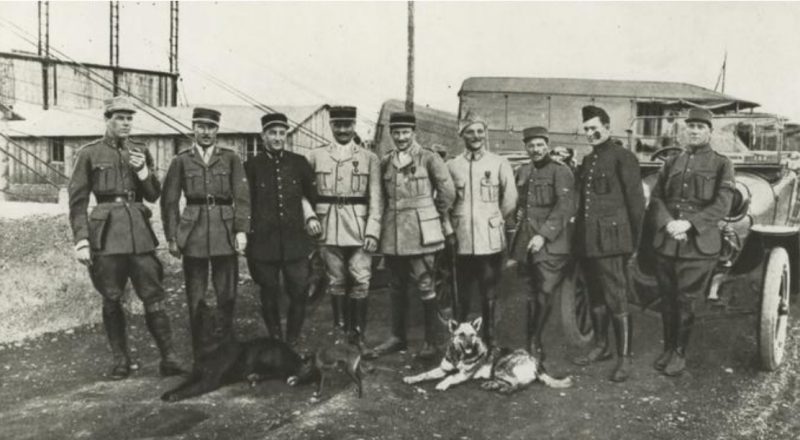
[[161, 145, 251, 258], [575, 138, 645, 314], [446, 150, 518, 255], [380, 142, 455, 256], [649, 143, 735, 309], [68, 135, 165, 305]]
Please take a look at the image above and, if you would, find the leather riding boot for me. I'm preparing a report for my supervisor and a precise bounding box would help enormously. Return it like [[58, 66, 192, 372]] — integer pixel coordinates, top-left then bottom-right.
[[374, 288, 408, 356], [260, 288, 283, 340], [665, 310, 694, 377], [416, 299, 440, 361], [653, 304, 675, 371], [572, 306, 612, 366], [144, 310, 186, 377], [350, 298, 377, 359], [482, 298, 498, 350], [610, 314, 633, 382], [331, 295, 348, 343], [286, 296, 306, 347], [526, 297, 552, 362], [102, 302, 134, 380]]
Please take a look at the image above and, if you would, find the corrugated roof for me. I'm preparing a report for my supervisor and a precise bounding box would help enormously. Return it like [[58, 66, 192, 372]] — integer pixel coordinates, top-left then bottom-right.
[[459, 77, 759, 108], [6, 104, 325, 138]]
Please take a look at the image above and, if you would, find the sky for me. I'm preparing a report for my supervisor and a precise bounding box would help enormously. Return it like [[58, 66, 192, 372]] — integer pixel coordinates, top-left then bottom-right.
[[1, 1, 800, 128]]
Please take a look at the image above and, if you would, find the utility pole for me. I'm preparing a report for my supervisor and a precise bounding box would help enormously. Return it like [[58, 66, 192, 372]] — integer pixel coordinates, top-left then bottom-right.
[[38, 1, 50, 109], [405, 0, 414, 112], [110, 0, 120, 95], [169, 1, 179, 106]]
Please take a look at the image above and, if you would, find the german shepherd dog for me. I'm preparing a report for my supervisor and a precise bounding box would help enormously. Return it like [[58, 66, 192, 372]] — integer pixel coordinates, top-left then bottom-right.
[[287, 343, 366, 398], [161, 302, 311, 402], [403, 317, 573, 393]]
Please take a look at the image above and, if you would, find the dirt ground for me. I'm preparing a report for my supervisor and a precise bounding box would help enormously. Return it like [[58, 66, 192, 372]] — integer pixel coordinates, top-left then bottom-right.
[[1, 253, 799, 440]]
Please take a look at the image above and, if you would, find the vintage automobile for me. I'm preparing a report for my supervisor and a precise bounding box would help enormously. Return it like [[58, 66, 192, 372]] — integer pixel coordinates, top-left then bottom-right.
[[560, 112, 800, 371]]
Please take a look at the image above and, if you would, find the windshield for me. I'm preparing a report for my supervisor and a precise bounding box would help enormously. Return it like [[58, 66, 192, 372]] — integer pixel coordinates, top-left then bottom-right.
[[629, 115, 784, 164]]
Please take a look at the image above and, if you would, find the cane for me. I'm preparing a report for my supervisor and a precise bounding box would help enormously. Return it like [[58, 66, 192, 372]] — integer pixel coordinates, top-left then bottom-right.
[[448, 235, 459, 319]]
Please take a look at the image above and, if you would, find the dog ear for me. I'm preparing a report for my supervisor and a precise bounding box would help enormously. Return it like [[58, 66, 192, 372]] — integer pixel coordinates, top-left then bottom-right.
[[471, 316, 483, 332], [448, 319, 459, 333]]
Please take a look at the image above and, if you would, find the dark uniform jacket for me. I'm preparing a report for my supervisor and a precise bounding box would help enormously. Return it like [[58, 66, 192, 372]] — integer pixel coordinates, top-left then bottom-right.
[[68, 135, 160, 255], [575, 139, 645, 258], [161, 145, 251, 258], [245, 149, 316, 262], [650, 144, 735, 259], [379, 142, 455, 256], [511, 157, 575, 262]]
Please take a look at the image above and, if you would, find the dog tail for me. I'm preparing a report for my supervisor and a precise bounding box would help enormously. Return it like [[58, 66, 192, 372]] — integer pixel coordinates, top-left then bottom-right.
[[538, 372, 573, 389]]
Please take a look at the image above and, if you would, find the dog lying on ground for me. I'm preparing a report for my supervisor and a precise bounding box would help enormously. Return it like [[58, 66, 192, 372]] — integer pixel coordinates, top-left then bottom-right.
[[161, 302, 310, 402], [403, 317, 573, 393], [288, 343, 368, 398]]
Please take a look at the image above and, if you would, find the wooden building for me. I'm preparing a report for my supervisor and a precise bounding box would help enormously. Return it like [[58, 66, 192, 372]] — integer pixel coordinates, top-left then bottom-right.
[[373, 99, 459, 158], [458, 77, 760, 155], [3, 104, 337, 199]]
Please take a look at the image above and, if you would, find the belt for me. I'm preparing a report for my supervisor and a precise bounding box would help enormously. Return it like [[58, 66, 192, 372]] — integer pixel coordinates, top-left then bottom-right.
[[186, 195, 233, 206], [96, 192, 137, 203], [317, 195, 368, 205]]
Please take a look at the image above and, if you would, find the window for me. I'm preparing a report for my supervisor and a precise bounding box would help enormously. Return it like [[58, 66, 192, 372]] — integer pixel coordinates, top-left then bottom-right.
[[246, 135, 261, 159], [49, 138, 65, 163]]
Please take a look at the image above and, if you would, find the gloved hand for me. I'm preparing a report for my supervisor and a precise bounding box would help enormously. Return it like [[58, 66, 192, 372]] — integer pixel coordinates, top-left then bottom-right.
[[236, 232, 248, 255], [74, 240, 91, 266]]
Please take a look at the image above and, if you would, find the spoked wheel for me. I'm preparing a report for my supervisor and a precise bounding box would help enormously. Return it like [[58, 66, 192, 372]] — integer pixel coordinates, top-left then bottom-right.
[[759, 247, 791, 371], [560, 269, 594, 345]]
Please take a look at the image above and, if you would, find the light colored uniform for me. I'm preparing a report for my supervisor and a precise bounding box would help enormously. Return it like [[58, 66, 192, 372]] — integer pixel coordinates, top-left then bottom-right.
[[307, 141, 383, 298]]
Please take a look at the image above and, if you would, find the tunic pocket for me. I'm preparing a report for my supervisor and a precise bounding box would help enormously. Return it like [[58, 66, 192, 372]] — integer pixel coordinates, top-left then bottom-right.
[[533, 180, 555, 206], [412, 176, 430, 197], [213, 168, 231, 195], [597, 216, 630, 254], [221, 206, 236, 249], [88, 207, 112, 250], [176, 207, 201, 249], [316, 171, 332, 191], [134, 204, 159, 246], [91, 162, 116, 193], [351, 171, 370, 193], [694, 172, 717, 201], [488, 215, 505, 251], [480, 181, 499, 202], [184, 170, 203, 194], [417, 207, 444, 246]]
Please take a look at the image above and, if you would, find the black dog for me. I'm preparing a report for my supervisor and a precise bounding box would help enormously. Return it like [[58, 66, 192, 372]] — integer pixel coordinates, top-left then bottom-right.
[[161, 302, 311, 402]]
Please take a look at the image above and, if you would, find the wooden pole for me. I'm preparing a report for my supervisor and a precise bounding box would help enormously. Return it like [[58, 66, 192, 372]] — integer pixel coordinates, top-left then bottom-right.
[[405, 0, 414, 112]]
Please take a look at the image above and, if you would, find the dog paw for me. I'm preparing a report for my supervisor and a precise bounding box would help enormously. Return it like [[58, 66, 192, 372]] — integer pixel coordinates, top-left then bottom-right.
[[402, 376, 417, 385], [434, 383, 449, 391]]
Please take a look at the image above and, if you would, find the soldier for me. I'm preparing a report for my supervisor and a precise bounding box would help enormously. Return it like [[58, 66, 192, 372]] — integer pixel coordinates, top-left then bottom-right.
[[571, 105, 645, 383], [161, 107, 251, 364], [307, 106, 382, 356], [446, 112, 518, 349], [68, 96, 183, 380], [245, 113, 320, 346], [649, 108, 734, 376], [372, 112, 455, 359], [509, 127, 575, 361]]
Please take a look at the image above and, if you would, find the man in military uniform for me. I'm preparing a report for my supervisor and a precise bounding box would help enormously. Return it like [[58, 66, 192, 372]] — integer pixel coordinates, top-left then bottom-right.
[[373, 112, 455, 359], [445, 112, 518, 349], [161, 108, 251, 364], [68, 96, 183, 379], [307, 106, 382, 356], [649, 108, 734, 376], [245, 113, 320, 346], [510, 127, 575, 361], [572, 105, 645, 383]]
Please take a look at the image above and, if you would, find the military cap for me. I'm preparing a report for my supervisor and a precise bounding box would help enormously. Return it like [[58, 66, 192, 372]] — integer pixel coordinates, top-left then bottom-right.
[[329, 106, 357, 122], [389, 112, 416, 129], [261, 113, 290, 131], [685, 107, 714, 128], [582, 105, 610, 124], [104, 96, 137, 115], [192, 107, 221, 126], [459, 109, 487, 135], [522, 126, 549, 143]]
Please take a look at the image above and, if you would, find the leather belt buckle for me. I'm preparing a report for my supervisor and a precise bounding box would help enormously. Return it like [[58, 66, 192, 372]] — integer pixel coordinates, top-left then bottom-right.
[[206, 194, 216, 206], [126, 190, 136, 201]]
